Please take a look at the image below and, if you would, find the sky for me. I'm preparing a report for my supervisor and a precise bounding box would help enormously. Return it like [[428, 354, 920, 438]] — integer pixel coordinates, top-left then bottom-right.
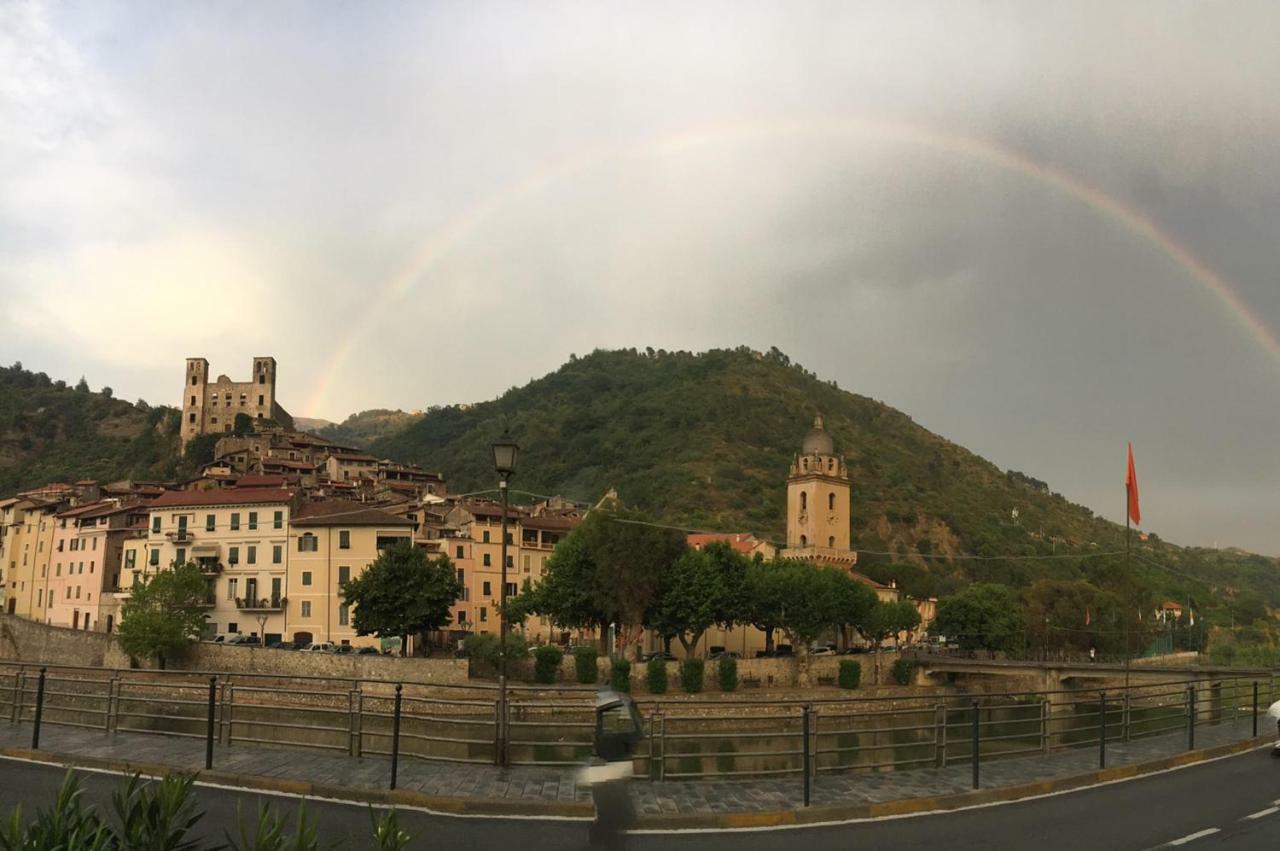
[[3, 1, 1280, 553]]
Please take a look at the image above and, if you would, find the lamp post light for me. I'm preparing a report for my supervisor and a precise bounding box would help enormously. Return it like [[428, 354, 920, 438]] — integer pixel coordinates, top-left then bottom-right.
[[492, 431, 519, 768]]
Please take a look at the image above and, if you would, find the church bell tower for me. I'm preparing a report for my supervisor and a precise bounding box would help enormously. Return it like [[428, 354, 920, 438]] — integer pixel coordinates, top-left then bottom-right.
[[783, 415, 856, 565]]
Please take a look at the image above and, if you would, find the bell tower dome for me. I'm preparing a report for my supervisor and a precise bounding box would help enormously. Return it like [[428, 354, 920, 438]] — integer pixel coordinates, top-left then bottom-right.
[[783, 415, 855, 564]]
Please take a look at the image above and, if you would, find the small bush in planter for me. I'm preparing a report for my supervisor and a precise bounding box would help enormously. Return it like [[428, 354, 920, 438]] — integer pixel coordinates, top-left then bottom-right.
[[573, 646, 599, 684], [533, 645, 563, 684], [838, 659, 862, 689], [646, 657, 668, 694], [717, 656, 738, 692], [680, 658, 704, 694], [891, 658, 915, 686], [609, 655, 631, 692]]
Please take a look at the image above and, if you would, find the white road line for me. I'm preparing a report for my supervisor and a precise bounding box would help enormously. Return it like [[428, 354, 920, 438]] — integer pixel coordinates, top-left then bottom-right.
[[1243, 806, 1278, 820], [1168, 828, 1220, 845]]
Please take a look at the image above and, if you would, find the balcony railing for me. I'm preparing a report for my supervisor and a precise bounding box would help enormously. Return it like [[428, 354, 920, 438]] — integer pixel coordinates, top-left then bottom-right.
[[197, 562, 224, 575], [236, 596, 286, 612], [166, 529, 195, 543], [199, 593, 217, 607]]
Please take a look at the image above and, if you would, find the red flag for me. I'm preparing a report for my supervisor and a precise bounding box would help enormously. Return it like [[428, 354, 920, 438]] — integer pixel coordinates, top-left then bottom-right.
[[1125, 443, 1141, 525]]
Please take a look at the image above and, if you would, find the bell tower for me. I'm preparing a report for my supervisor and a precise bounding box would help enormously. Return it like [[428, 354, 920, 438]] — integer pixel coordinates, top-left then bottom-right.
[[783, 415, 855, 565]]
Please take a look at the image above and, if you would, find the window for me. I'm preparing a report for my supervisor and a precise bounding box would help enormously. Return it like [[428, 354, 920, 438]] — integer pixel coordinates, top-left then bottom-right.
[[455, 545, 464, 558], [272, 545, 282, 564], [206, 514, 215, 531], [298, 534, 317, 552], [338, 605, 349, 626], [210, 416, 217, 425], [246, 545, 256, 565], [458, 609, 467, 625], [506, 582, 517, 597], [258, 394, 264, 405], [188, 413, 196, 424], [828, 536, 835, 547], [522, 554, 530, 572], [799, 535, 808, 547], [228, 622, 239, 634], [482, 553, 491, 567], [125, 550, 136, 569], [149, 549, 159, 566], [482, 530, 491, 543], [482, 581, 491, 596], [228, 546, 239, 565], [456, 568, 464, 584], [338, 566, 350, 586], [302, 572, 312, 586], [151, 516, 161, 533], [480, 607, 487, 622], [248, 512, 258, 530], [273, 511, 283, 530], [175, 548, 185, 565], [505, 532, 513, 545], [301, 601, 311, 617], [230, 513, 240, 531], [339, 530, 350, 549], [800, 492, 808, 510], [828, 493, 836, 511], [227, 578, 238, 601]]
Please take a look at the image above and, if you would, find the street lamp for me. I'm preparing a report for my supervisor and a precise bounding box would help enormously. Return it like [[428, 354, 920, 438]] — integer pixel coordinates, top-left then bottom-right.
[[492, 430, 518, 767]]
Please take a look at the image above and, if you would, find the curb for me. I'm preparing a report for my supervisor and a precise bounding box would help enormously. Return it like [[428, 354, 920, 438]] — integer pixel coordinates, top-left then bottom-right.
[[0, 746, 593, 819], [1, 735, 1269, 827], [633, 735, 1274, 829]]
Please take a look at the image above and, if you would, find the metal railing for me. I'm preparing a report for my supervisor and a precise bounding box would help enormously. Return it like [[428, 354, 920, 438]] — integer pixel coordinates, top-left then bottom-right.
[[1, 660, 1274, 797]]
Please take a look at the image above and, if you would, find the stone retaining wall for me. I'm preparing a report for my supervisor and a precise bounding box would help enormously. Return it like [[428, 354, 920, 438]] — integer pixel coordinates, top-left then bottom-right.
[[0, 612, 132, 669]]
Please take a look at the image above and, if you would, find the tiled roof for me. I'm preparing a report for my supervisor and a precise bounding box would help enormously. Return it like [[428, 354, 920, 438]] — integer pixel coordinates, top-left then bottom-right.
[[687, 532, 767, 554], [149, 488, 294, 509], [293, 501, 416, 527]]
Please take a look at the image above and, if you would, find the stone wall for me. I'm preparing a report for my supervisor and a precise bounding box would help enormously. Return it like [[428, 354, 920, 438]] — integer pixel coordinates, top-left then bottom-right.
[[0, 613, 467, 684], [0, 612, 132, 669]]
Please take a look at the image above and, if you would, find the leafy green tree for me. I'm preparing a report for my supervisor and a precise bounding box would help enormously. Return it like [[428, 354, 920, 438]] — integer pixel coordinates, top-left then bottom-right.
[[343, 542, 462, 656], [931, 583, 1025, 654], [648, 543, 748, 656], [743, 558, 788, 654], [232, 412, 253, 435], [117, 562, 211, 668], [507, 531, 608, 641]]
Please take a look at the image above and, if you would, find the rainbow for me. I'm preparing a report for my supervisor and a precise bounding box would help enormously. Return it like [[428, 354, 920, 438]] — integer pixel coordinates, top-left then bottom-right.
[[304, 116, 1278, 415]]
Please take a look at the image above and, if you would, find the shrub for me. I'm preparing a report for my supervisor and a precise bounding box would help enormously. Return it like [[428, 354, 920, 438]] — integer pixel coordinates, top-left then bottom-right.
[[609, 656, 631, 692], [533, 645, 563, 684], [680, 658, 704, 694], [717, 656, 738, 692], [839, 659, 862, 689], [463, 633, 529, 677], [573, 646, 599, 684], [891, 658, 915, 686], [646, 657, 668, 694]]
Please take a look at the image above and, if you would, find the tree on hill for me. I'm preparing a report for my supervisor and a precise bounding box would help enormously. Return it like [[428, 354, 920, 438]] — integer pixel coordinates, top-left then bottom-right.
[[232, 412, 253, 435], [342, 542, 462, 656], [116, 563, 211, 669], [931, 583, 1025, 655]]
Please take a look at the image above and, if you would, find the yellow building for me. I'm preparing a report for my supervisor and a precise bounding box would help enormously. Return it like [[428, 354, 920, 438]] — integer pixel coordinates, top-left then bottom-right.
[[288, 502, 415, 648], [0, 495, 65, 620]]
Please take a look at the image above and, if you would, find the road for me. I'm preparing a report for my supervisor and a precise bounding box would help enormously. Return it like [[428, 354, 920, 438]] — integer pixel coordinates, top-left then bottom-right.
[[1, 747, 1279, 849]]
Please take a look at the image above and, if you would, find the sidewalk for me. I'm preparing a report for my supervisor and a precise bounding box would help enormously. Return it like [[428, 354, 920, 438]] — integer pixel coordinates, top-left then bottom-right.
[[0, 715, 1267, 822]]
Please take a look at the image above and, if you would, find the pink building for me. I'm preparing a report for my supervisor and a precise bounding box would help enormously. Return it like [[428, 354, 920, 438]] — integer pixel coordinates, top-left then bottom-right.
[[46, 501, 149, 632]]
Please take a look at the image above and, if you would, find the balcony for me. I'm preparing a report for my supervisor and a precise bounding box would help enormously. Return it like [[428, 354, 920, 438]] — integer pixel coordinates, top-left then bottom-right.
[[236, 596, 286, 612], [196, 561, 224, 575], [166, 529, 195, 543], [199, 592, 217, 608]]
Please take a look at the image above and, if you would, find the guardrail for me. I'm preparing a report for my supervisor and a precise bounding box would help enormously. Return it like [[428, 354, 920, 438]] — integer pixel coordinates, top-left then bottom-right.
[[0, 660, 1273, 796]]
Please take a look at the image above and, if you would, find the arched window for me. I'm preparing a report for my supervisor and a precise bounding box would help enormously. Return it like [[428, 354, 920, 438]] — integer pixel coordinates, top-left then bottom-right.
[[800, 535, 807, 547], [828, 536, 835, 548], [800, 492, 807, 510], [828, 493, 835, 511]]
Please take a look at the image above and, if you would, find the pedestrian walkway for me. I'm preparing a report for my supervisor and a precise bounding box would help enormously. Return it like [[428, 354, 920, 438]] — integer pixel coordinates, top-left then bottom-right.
[[0, 714, 1266, 818]]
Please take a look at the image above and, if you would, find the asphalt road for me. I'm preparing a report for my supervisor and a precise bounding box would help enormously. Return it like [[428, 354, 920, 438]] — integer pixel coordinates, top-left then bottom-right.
[[2, 747, 1280, 849]]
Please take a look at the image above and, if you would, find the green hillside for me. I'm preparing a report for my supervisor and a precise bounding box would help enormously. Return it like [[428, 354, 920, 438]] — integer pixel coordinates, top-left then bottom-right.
[[372, 347, 1280, 620], [0, 363, 185, 492], [309, 408, 423, 447]]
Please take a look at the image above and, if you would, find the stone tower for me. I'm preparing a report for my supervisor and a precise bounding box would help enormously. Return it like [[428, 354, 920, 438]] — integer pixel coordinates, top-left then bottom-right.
[[179, 356, 292, 450], [782, 415, 857, 566], [181, 358, 210, 445]]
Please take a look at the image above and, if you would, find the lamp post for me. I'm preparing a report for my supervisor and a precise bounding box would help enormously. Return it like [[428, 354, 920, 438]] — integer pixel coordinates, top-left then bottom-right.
[[492, 431, 519, 768]]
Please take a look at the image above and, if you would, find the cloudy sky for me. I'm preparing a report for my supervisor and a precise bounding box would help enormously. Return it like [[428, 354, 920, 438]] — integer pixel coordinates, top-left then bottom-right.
[[3, 1, 1280, 553]]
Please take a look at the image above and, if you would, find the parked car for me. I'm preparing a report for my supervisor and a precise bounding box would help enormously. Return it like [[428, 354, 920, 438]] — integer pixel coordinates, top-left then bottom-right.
[[774, 644, 794, 657], [809, 643, 836, 656], [840, 646, 868, 655], [227, 634, 259, 645], [355, 646, 382, 655], [641, 651, 676, 662], [268, 641, 298, 651], [299, 642, 336, 653], [206, 633, 236, 644], [332, 644, 355, 655], [709, 650, 740, 660]]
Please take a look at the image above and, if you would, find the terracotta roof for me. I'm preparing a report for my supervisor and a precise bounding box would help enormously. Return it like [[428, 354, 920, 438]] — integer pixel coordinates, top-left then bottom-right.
[[56, 501, 113, 519], [687, 532, 768, 555], [329, 453, 377, 463], [850, 570, 891, 590], [465, 502, 522, 520], [235, 474, 292, 488], [149, 488, 294, 509], [293, 501, 417, 527], [1161, 601, 1184, 610], [261, 458, 317, 470], [523, 515, 577, 531]]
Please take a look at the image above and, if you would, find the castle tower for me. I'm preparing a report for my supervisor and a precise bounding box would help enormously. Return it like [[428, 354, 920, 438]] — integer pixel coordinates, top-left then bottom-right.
[[181, 358, 209, 445], [251, 357, 277, 420], [782, 415, 856, 566]]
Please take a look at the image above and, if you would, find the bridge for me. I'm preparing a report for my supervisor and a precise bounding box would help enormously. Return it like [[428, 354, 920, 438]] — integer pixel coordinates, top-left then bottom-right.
[[904, 652, 1274, 692]]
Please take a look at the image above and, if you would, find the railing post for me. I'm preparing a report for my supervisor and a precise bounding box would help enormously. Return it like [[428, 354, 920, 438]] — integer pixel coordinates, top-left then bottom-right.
[[1041, 699, 1050, 754], [205, 676, 216, 770], [390, 683, 403, 790], [1123, 690, 1131, 743], [801, 704, 811, 807], [657, 711, 666, 781], [1098, 690, 1106, 769], [648, 709, 660, 780], [971, 699, 980, 789], [31, 667, 46, 749], [1186, 684, 1195, 750], [221, 681, 234, 746], [1253, 681, 1259, 738], [103, 676, 118, 733], [934, 704, 946, 768], [350, 687, 362, 758]]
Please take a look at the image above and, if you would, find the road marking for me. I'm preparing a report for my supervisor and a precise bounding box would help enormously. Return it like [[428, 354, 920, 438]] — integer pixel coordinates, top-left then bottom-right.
[[1243, 806, 1278, 820], [1168, 828, 1220, 845]]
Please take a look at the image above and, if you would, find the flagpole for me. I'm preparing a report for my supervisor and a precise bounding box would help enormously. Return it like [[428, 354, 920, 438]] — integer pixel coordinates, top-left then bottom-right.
[[1124, 480, 1131, 690]]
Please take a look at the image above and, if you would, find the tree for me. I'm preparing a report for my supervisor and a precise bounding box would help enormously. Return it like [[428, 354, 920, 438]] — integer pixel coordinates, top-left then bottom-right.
[[100, 386, 112, 399], [767, 560, 855, 685], [508, 530, 608, 641], [233, 412, 254, 435], [859, 600, 899, 682], [342, 542, 462, 655], [117, 563, 211, 668], [648, 542, 748, 656], [75, 376, 89, 392], [931, 583, 1025, 654], [744, 558, 788, 655]]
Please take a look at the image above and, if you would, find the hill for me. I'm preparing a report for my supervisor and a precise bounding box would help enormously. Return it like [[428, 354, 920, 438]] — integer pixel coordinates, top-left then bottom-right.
[[309, 409, 423, 448], [371, 347, 1280, 620], [0, 363, 185, 492]]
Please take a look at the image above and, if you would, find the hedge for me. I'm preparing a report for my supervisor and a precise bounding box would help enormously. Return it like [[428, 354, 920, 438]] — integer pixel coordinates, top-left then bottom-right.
[[838, 659, 862, 689], [680, 658, 704, 694], [533, 645, 563, 684], [717, 656, 738, 692], [891, 658, 915, 686], [609, 656, 631, 692], [646, 657, 668, 694], [573, 646, 599, 684]]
